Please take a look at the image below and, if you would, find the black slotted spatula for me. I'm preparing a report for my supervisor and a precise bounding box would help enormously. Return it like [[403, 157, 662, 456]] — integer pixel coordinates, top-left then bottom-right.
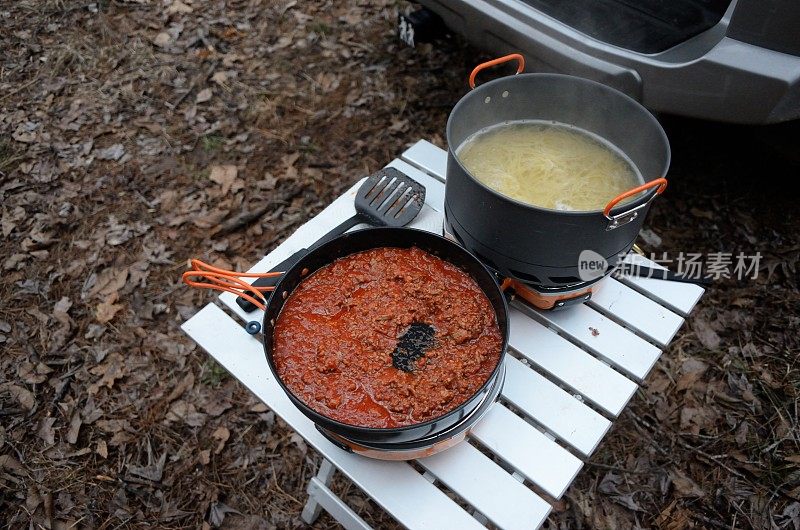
[[236, 167, 426, 312]]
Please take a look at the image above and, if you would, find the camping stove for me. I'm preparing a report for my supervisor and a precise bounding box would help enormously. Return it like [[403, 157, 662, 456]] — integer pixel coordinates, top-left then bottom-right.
[[442, 221, 600, 310]]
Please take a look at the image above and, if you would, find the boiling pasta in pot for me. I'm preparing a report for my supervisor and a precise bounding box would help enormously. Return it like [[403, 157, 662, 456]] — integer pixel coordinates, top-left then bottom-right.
[[456, 120, 643, 211]]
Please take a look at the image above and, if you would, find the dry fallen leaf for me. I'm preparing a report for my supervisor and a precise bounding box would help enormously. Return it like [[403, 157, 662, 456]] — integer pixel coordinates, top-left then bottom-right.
[[3, 383, 35, 410], [26, 487, 42, 513], [166, 372, 195, 402], [598, 471, 643, 511], [196, 88, 213, 103], [679, 405, 717, 436], [201, 390, 232, 417], [66, 412, 82, 444], [110, 430, 134, 447], [87, 266, 129, 300], [211, 71, 228, 84], [128, 451, 167, 482], [53, 296, 73, 326], [154, 32, 172, 47], [96, 419, 129, 433], [693, 317, 721, 350], [212, 426, 230, 454], [191, 207, 229, 229], [670, 469, 705, 498], [96, 144, 125, 161], [37, 417, 56, 445], [81, 395, 103, 424], [4, 253, 28, 271], [208, 501, 241, 527], [12, 129, 36, 143], [95, 298, 123, 324], [166, 400, 207, 427], [167, 0, 193, 14], [208, 164, 238, 194], [690, 208, 714, 220], [88, 353, 125, 394], [282, 152, 300, 179], [96, 440, 108, 459], [18, 362, 52, 384], [676, 358, 708, 391], [0, 454, 25, 474], [85, 324, 106, 339], [289, 432, 307, 456], [249, 402, 268, 413]]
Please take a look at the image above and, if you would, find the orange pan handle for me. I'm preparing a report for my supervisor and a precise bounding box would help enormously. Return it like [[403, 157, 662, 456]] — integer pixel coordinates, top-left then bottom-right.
[[603, 178, 668, 219], [469, 53, 525, 89], [188, 259, 282, 278], [182, 259, 284, 312], [182, 271, 270, 311]]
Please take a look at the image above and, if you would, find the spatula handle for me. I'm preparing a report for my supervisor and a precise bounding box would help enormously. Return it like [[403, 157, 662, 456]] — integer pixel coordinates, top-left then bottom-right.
[[312, 215, 364, 250], [236, 214, 363, 312]]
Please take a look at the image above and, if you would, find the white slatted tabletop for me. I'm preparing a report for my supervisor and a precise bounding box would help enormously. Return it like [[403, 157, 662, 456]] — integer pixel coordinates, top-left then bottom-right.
[[181, 140, 705, 530]]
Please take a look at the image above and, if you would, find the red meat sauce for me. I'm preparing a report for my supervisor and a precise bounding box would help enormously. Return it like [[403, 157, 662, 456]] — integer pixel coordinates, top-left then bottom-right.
[[273, 247, 502, 428]]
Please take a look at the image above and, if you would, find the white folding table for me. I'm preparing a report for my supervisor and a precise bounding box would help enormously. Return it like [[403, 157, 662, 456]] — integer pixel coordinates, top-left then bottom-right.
[[181, 140, 705, 530]]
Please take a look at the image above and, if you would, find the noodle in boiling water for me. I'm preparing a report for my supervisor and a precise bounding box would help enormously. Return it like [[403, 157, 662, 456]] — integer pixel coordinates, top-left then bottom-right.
[[456, 121, 643, 211]]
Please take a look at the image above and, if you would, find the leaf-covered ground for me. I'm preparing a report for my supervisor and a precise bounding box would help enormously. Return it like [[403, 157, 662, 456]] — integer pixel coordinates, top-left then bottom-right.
[[1, 1, 798, 528]]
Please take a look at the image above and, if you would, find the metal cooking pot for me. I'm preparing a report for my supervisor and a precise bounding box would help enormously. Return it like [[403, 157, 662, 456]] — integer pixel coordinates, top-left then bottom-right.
[[444, 54, 671, 290], [261, 227, 509, 446]]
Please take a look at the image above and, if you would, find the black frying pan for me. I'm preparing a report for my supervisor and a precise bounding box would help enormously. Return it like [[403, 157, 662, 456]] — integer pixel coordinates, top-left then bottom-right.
[[261, 227, 509, 445]]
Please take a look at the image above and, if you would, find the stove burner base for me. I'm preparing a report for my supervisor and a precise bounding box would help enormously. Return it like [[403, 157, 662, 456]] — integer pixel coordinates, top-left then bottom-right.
[[442, 220, 602, 310], [502, 278, 595, 310]]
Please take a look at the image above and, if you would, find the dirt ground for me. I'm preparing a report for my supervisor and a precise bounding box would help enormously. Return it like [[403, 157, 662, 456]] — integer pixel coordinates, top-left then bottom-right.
[[1, 1, 798, 529]]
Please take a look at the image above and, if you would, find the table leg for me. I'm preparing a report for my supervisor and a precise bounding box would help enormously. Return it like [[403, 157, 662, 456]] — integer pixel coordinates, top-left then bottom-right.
[[300, 458, 373, 530], [301, 459, 335, 524]]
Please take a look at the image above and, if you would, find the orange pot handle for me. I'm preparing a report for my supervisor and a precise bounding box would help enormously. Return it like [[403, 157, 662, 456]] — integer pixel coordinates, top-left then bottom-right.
[[469, 53, 525, 89], [603, 178, 668, 218]]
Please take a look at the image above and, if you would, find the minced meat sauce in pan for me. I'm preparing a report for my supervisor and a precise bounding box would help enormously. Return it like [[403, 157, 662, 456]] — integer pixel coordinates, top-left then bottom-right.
[[272, 246, 503, 428]]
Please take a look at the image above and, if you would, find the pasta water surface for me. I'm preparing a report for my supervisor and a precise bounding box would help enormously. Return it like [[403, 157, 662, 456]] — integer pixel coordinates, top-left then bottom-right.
[[456, 121, 643, 211]]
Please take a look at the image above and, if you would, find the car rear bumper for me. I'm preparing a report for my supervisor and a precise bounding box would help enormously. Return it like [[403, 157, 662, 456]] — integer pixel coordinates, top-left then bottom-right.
[[419, 0, 800, 123]]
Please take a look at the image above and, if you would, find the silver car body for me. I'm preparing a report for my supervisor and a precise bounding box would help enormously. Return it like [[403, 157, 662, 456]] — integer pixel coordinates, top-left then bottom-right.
[[416, 0, 800, 123]]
